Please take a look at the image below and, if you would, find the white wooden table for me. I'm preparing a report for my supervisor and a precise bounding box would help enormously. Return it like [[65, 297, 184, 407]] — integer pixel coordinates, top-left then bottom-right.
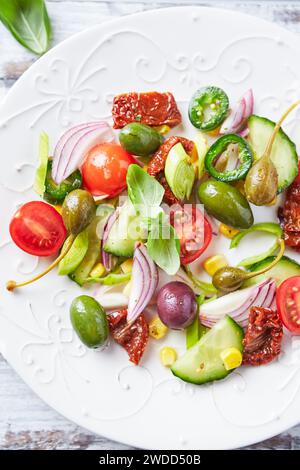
[[1, 0, 300, 450]]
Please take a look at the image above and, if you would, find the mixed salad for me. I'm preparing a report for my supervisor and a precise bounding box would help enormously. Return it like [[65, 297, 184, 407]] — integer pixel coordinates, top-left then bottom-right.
[[6, 86, 300, 385]]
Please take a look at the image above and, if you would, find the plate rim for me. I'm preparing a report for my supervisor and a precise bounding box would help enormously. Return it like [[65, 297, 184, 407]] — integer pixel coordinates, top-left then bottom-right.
[[1, 5, 300, 449]]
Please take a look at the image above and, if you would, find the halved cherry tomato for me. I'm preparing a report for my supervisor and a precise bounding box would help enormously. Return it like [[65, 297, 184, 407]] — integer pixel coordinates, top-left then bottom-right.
[[81, 143, 135, 197], [276, 276, 300, 334], [9, 201, 67, 257], [170, 205, 212, 265]]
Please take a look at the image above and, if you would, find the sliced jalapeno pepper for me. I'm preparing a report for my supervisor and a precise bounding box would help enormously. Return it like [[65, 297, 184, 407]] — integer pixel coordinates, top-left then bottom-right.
[[205, 134, 253, 182], [189, 86, 229, 131], [43, 159, 82, 204]]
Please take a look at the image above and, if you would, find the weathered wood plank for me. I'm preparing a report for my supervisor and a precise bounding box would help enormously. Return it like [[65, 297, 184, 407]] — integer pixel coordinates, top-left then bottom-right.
[[1, 0, 300, 451]]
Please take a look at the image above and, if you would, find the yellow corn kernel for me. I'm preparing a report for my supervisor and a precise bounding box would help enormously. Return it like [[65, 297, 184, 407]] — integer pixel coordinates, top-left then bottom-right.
[[154, 125, 170, 135], [266, 196, 277, 206], [123, 280, 132, 298], [220, 347, 242, 371], [160, 347, 177, 368], [189, 144, 199, 164], [219, 223, 240, 239], [207, 125, 221, 137], [121, 258, 133, 274], [203, 254, 228, 277], [90, 262, 105, 278], [149, 315, 168, 340], [53, 205, 62, 214]]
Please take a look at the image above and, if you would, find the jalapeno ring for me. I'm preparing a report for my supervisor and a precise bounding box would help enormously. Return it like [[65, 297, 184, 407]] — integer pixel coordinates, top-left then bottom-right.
[[204, 134, 253, 182], [188, 86, 229, 131], [44, 159, 82, 204]]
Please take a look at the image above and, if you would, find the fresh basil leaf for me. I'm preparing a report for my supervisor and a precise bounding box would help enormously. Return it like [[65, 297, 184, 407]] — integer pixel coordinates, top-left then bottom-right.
[[0, 0, 52, 55], [147, 213, 180, 275], [126, 164, 165, 217]]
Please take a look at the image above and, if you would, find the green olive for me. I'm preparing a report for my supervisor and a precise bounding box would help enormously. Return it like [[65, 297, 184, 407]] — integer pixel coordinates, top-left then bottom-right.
[[244, 155, 278, 206], [119, 122, 163, 156], [70, 295, 108, 348], [62, 189, 96, 235], [212, 266, 246, 293], [198, 180, 254, 229]]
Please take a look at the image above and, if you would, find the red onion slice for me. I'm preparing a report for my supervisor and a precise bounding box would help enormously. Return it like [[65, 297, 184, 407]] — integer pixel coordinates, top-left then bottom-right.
[[243, 89, 254, 116], [200, 279, 276, 329], [127, 243, 159, 323], [220, 89, 254, 135], [52, 122, 114, 184], [52, 122, 103, 179], [101, 209, 119, 272]]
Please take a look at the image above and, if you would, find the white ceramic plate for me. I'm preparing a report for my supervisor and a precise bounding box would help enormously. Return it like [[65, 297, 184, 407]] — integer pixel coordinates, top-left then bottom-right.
[[1, 6, 300, 450]]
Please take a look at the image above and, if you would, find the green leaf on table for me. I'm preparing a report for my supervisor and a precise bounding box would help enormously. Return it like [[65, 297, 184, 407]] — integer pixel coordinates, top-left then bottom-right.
[[0, 0, 52, 55], [126, 164, 165, 218], [147, 213, 180, 275]]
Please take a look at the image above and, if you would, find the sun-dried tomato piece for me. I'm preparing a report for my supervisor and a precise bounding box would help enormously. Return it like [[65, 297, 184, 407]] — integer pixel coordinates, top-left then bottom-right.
[[242, 307, 283, 366], [108, 309, 149, 365], [279, 180, 300, 249], [147, 136, 194, 205], [112, 92, 182, 129]]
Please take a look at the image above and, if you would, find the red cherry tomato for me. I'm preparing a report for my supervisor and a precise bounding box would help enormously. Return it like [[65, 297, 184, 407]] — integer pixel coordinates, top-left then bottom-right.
[[81, 143, 135, 197], [9, 201, 67, 257], [170, 205, 212, 265], [276, 276, 300, 334]]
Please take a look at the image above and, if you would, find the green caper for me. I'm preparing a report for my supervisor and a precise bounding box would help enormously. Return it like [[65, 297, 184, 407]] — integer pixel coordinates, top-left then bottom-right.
[[119, 122, 163, 156], [62, 189, 96, 235], [70, 295, 108, 348], [244, 155, 278, 206], [212, 266, 246, 293], [213, 239, 285, 293]]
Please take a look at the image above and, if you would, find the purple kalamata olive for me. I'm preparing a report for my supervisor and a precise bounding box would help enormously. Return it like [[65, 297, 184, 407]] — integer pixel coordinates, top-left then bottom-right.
[[157, 281, 197, 329]]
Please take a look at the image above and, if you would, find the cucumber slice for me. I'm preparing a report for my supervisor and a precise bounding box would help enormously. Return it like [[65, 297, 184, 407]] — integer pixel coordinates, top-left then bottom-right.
[[243, 255, 300, 287], [248, 115, 298, 192], [104, 200, 147, 257], [171, 316, 244, 385]]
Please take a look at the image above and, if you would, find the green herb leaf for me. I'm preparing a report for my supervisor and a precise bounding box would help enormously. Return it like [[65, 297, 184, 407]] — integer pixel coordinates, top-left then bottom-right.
[[126, 164, 165, 217], [0, 0, 52, 55], [147, 213, 180, 275], [33, 131, 49, 196]]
